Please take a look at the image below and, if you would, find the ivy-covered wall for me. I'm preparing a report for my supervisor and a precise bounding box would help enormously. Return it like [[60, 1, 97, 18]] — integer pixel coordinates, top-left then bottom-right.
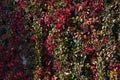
[[0, 0, 120, 80]]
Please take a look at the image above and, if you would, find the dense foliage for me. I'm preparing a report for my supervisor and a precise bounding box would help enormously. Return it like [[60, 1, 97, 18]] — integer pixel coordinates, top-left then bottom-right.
[[0, 0, 120, 80]]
